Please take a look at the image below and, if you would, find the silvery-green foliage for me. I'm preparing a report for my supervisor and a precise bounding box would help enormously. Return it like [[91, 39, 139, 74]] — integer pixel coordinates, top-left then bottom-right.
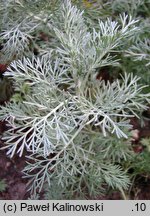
[[73, 0, 110, 25], [0, 26, 31, 64], [126, 39, 150, 66], [1, 55, 148, 158], [23, 132, 131, 197], [0, 0, 150, 198], [0, 0, 59, 63], [110, 0, 145, 15], [54, 1, 139, 79]]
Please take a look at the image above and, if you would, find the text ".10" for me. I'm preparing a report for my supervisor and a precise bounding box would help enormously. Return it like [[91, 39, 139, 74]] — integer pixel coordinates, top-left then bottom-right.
[[135, 203, 146, 212]]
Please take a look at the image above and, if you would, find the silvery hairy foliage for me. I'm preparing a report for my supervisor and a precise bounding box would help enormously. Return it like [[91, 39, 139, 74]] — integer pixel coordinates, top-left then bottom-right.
[[126, 39, 150, 66], [0, 0, 150, 198]]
